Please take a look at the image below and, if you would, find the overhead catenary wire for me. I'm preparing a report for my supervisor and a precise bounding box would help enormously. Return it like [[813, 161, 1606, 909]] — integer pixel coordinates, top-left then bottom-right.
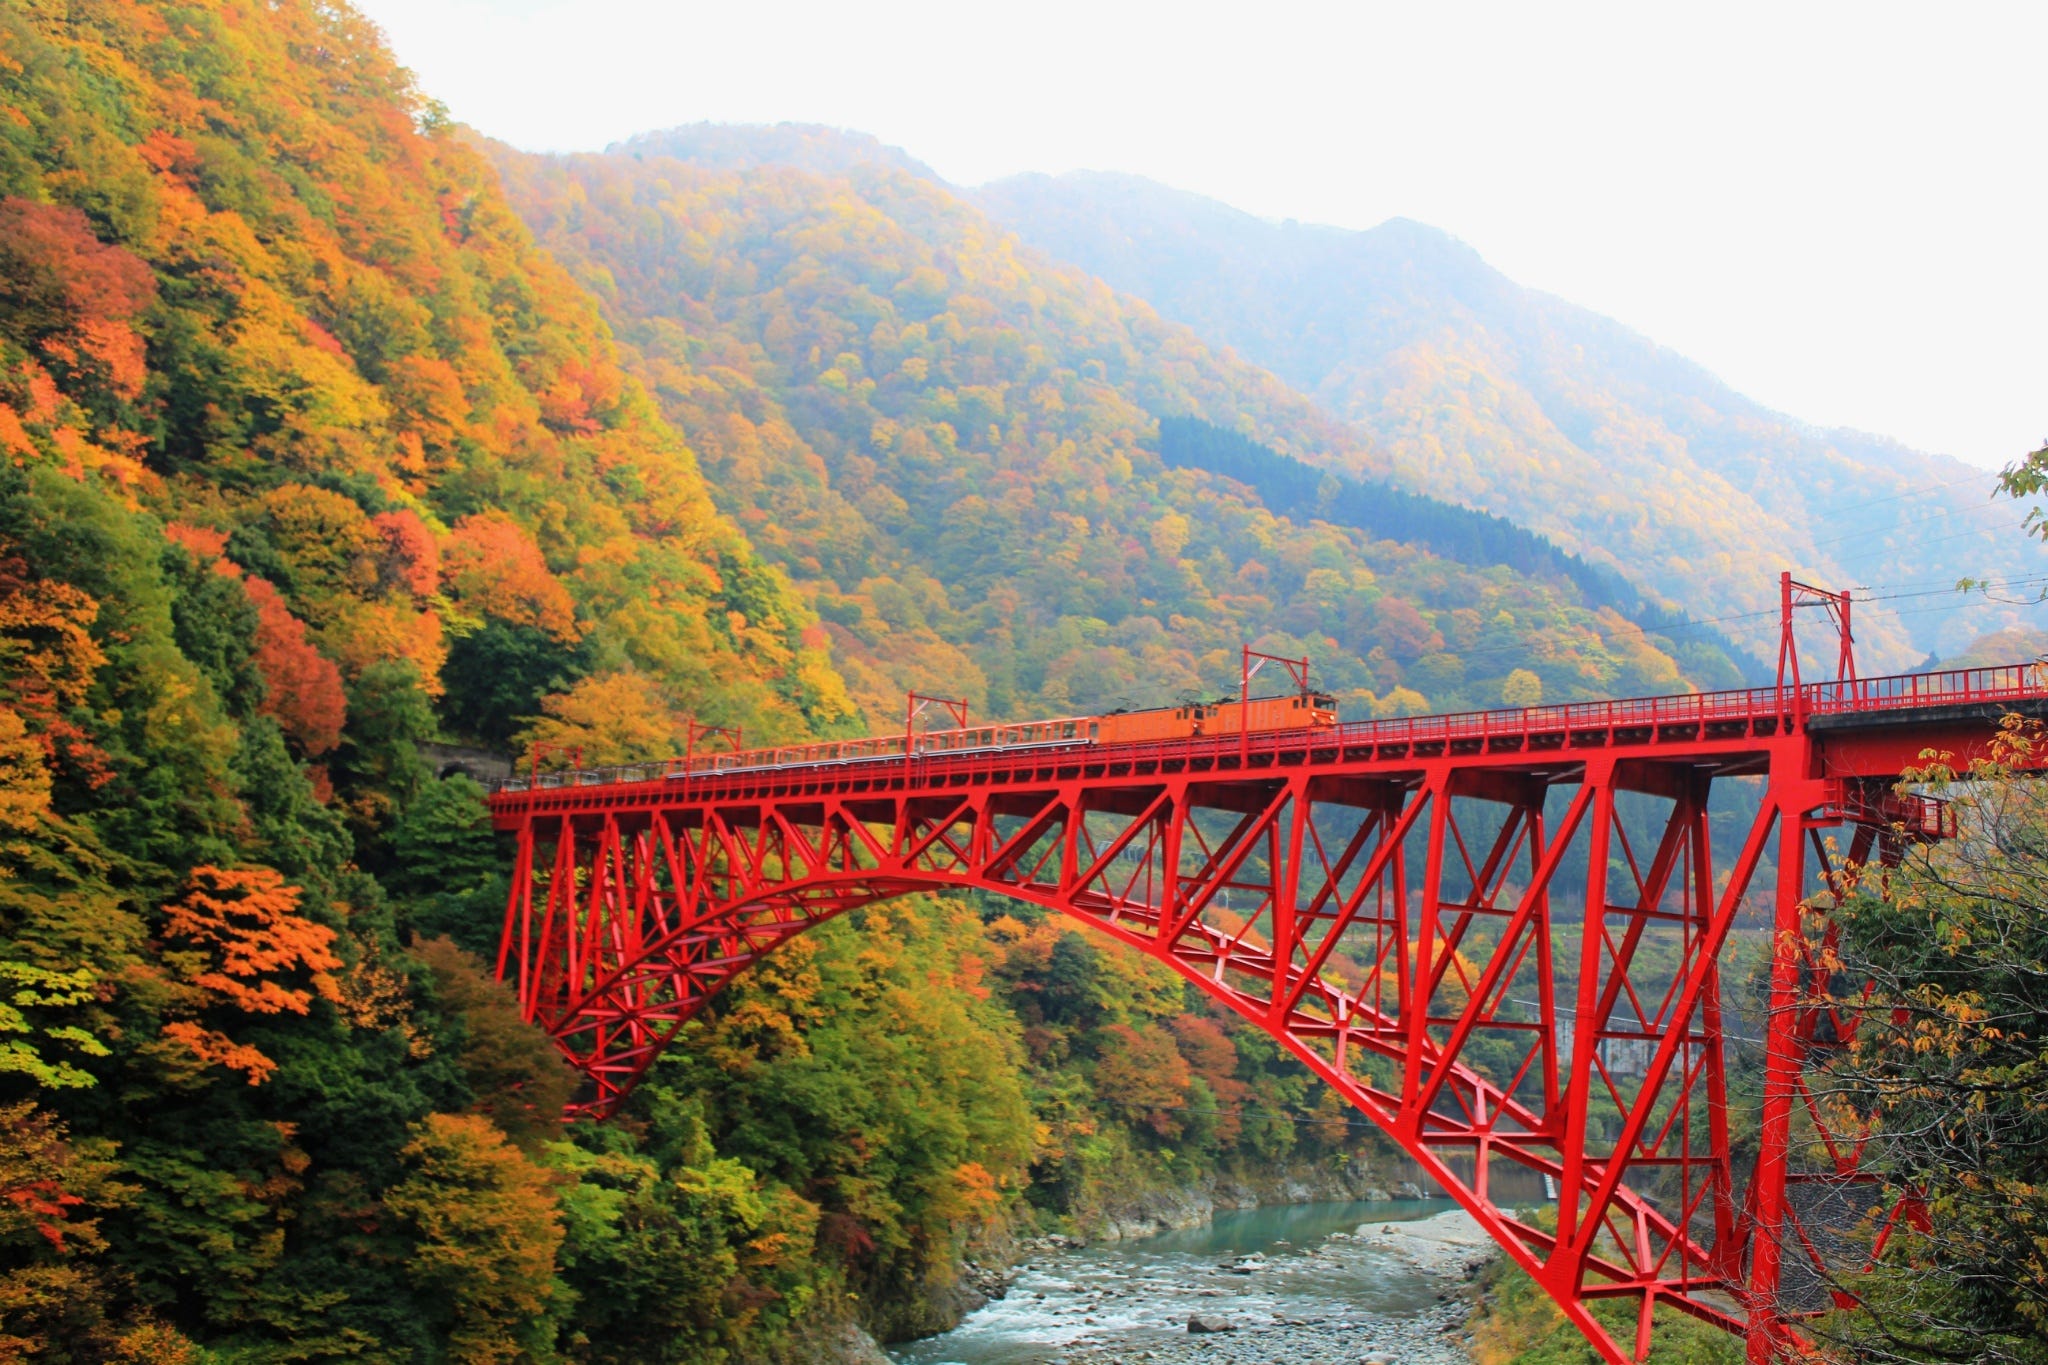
[[1806, 471, 2003, 513], [1412, 574, 2041, 670], [1830, 517, 2036, 569], [1856, 570, 2048, 594], [1852, 574, 2048, 601], [1803, 498, 2013, 551]]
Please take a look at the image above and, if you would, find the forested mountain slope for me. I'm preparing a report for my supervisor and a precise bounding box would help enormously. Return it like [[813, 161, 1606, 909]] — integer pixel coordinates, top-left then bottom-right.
[[976, 170, 2048, 668], [494, 131, 1735, 731], [0, 1, 895, 1355], [0, 7, 1735, 1360], [0, 9, 1802, 1356]]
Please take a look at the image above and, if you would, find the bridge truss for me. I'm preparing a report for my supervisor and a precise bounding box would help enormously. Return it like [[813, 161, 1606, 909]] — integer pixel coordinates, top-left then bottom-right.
[[487, 621, 2044, 1364]]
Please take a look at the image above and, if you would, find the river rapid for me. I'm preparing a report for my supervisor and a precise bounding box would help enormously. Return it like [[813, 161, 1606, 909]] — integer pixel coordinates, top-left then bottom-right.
[[893, 1200, 1492, 1365]]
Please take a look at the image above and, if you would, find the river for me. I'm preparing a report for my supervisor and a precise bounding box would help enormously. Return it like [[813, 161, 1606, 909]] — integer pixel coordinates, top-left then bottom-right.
[[893, 1199, 1488, 1365]]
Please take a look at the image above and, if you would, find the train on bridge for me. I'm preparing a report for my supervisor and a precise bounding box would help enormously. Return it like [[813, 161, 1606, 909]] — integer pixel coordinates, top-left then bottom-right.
[[485, 579, 2048, 1365], [502, 659, 1338, 789]]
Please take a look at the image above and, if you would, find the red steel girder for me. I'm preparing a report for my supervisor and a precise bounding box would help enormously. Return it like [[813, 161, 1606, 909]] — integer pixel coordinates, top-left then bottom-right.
[[487, 662, 2048, 1365]]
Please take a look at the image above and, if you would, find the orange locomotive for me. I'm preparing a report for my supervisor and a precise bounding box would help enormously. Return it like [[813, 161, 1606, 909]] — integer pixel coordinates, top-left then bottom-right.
[[1090, 690, 1338, 744], [910, 689, 1339, 754]]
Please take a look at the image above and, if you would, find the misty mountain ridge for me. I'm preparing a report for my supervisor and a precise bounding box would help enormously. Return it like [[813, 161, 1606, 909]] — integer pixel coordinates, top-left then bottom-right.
[[559, 124, 2042, 670], [611, 121, 938, 181], [973, 168, 2044, 667]]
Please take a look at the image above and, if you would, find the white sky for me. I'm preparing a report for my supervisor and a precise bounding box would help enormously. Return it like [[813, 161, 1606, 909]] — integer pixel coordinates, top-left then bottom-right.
[[352, 0, 2048, 471]]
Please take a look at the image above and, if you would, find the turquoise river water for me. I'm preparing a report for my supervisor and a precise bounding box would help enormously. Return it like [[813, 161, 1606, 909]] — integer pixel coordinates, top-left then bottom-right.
[[892, 1198, 1459, 1365]]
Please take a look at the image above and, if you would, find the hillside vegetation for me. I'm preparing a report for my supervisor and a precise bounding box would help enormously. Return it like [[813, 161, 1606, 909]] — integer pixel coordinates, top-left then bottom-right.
[[493, 132, 1723, 729], [976, 169, 2048, 668], [0, 4, 1769, 1361], [0, 0, 920, 1355]]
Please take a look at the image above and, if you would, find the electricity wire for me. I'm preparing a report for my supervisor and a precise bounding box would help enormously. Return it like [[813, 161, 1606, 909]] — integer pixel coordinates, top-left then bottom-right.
[[1804, 498, 2012, 551], [1805, 471, 2002, 512], [1830, 517, 2035, 568]]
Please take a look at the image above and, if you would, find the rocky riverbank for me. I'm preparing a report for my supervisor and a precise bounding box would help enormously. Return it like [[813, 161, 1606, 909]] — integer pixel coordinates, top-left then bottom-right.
[[892, 1203, 1497, 1365], [1038, 1209, 1495, 1365]]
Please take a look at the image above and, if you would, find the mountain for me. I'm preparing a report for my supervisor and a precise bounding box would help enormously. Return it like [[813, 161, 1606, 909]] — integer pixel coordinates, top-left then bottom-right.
[[490, 130, 1747, 735], [614, 120, 936, 180], [0, 10, 1971, 1357], [0, 10, 1741, 1360], [974, 171, 2048, 669], [0, 2, 899, 1355]]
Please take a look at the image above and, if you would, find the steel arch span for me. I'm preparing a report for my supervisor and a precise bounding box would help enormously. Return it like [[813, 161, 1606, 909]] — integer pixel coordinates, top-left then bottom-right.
[[487, 662, 2048, 1365]]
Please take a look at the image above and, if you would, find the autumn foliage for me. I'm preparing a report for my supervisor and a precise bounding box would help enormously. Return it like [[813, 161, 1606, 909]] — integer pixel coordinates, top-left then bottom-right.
[[383, 1113, 565, 1365], [372, 509, 442, 598], [0, 197, 156, 402], [157, 866, 341, 1084], [1094, 1022, 1193, 1137], [161, 866, 341, 1015], [442, 513, 581, 643], [0, 552, 110, 787], [242, 578, 347, 756], [517, 670, 685, 767]]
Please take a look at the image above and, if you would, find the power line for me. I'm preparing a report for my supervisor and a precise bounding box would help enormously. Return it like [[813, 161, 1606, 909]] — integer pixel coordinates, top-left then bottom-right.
[[1860, 581, 2048, 606], [1849, 569, 2048, 602], [1809, 471, 2001, 513], [1806, 498, 2011, 551], [1831, 517, 2034, 569]]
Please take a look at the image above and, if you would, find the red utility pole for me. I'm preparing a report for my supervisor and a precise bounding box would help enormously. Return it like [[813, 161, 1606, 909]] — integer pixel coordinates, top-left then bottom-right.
[[1777, 571, 1857, 714], [1240, 645, 1312, 760], [676, 719, 742, 797], [904, 692, 969, 772]]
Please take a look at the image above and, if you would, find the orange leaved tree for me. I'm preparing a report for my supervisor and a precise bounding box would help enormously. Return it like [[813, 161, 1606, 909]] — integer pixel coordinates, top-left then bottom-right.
[[156, 867, 341, 1085], [441, 513, 579, 643], [241, 579, 346, 757]]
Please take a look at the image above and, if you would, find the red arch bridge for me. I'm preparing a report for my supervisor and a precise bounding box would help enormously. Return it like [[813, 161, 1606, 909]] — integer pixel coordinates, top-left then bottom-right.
[[486, 597, 2048, 1365]]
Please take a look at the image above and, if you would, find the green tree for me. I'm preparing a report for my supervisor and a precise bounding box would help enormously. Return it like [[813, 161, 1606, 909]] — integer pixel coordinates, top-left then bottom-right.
[[1043, 932, 1102, 1028], [389, 776, 505, 957], [335, 659, 434, 837], [414, 938, 576, 1151], [551, 1114, 819, 1365], [440, 623, 589, 749], [383, 1113, 566, 1365], [1809, 720, 2048, 1365]]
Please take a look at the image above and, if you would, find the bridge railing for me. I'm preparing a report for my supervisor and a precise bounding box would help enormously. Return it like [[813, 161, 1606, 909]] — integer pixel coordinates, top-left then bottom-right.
[[490, 662, 2048, 795], [1804, 662, 2044, 712]]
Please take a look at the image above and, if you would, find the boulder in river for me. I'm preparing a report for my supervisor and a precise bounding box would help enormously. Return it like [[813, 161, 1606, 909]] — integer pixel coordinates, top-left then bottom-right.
[[1187, 1314, 1236, 1333]]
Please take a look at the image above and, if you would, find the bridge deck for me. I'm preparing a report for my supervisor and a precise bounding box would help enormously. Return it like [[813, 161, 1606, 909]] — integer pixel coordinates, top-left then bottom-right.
[[489, 661, 2044, 828], [484, 656, 2048, 1365]]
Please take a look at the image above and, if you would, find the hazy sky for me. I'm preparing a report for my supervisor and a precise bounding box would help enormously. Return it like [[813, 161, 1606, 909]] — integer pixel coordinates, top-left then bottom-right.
[[353, 0, 2046, 471]]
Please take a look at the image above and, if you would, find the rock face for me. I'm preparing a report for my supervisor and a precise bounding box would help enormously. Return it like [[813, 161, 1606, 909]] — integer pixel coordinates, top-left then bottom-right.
[[1092, 1186, 1217, 1242], [739, 1313, 891, 1365], [817, 1322, 891, 1365], [1091, 1154, 1404, 1241]]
